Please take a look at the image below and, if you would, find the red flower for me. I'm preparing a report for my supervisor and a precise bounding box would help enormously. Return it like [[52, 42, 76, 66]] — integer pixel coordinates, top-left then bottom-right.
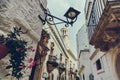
[[29, 58, 33, 63], [28, 61, 36, 68], [32, 49, 35, 52]]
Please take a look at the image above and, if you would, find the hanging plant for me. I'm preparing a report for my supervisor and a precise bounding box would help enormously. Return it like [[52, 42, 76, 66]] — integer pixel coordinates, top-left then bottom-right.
[[0, 27, 28, 79]]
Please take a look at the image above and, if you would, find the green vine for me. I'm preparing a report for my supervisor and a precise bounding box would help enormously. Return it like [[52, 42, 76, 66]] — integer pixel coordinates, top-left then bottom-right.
[[0, 27, 27, 79]]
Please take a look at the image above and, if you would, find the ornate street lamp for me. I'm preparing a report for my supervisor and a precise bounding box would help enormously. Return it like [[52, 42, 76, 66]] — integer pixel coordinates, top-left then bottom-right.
[[39, 3, 80, 27]]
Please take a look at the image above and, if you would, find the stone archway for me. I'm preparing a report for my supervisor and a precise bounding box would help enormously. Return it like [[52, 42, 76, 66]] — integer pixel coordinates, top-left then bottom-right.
[[115, 53, 120, 80]]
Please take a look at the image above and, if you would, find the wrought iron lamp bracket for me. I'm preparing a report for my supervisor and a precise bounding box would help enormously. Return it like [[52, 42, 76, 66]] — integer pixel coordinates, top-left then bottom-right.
[[39, 3, 80, 27]]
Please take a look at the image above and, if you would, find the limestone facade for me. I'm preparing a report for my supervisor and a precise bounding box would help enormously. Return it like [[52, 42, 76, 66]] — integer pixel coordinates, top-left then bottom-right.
[[76, 24, 92, 80], [85, 0, 120, 80], [40, 24, 77, 80], [0, 0, 47, 80]]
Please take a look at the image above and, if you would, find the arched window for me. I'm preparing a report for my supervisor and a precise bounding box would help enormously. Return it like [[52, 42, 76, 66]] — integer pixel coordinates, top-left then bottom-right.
[[89, 74, 94, 80]]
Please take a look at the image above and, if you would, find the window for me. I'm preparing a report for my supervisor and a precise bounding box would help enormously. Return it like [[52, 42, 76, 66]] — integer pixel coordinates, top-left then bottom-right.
[[96, 59, 102, 70], [89, 74, 94, 80]]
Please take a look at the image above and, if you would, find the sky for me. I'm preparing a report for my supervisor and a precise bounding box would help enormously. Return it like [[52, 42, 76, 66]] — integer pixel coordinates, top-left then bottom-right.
[[47, 0, 86, 58]]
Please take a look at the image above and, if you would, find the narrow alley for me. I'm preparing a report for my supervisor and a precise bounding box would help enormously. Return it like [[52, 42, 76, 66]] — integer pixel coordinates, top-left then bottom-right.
[[0, 0, 120, 80]]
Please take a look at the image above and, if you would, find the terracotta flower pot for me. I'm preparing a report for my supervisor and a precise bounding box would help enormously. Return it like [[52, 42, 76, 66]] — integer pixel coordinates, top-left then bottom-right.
[[0, 44, 8, 59]]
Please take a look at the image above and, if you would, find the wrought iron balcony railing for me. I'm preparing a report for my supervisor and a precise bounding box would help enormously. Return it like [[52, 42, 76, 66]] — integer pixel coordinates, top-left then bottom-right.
[[46, 55, 58, 73], [58, 63, 66, 74]]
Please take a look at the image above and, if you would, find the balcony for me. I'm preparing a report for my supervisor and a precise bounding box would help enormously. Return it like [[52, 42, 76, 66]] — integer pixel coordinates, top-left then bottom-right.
[[46, 55, 58, 73], [58, 63, 66, 75], [70, 68, 77, 75], [90, 1, 120, 51]]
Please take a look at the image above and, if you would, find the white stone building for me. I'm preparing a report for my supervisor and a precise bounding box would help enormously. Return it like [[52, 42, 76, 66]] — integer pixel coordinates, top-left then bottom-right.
[[85, 0, 120, 80], [76, 24, 92, 80], [41, 24, 77, 80], [0, 0, 47, 80]]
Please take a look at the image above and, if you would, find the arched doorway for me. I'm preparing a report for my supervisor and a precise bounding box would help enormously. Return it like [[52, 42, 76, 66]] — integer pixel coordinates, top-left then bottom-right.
[[116, 53, 120, 79]]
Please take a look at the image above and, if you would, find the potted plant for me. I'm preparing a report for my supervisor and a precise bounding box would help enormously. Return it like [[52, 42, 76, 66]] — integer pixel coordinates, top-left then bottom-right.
[[0, 27, 28, 79], [0, 44, 9, 59]]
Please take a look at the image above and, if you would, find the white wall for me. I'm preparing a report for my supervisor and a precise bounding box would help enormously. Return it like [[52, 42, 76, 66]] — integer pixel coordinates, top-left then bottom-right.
[[90, 47, 117, 80], [0, 0, 47, 80], [76, 24, 89, 57], [43, 24, 77, 80], [78, 50, 92, 80]]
